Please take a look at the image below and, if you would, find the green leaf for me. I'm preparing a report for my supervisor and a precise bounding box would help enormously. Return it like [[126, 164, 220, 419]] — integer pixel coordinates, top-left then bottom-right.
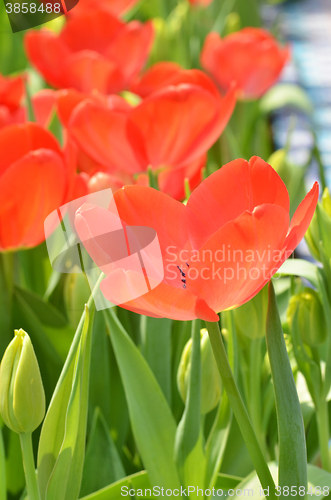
[[80, 408, 125, 497], [104, 308, 181, 489], [88, 312, 112, 427], [260, 84, 313, 115], [79, 471, 152, 500], [140, 316, 172, 404], [231, 463, 278, 499], [214, 472, 243, 491], [266, 282, 307, 491], [14, 286, 67, 328], [276, 259, 319, 287], [228, 463, 331, 499], [37, 305, 94, 500], [13, 288, 63, 402], [175, 321, 206, 492], [307, 464, 331, 496]]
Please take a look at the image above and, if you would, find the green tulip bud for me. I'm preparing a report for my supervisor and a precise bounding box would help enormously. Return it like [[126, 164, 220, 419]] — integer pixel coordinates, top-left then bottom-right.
[[305, 188, 331, 262], [233, 285, 268, 340], [287, 289, 327, 347], [64, 267, 91, 328], [177, 328, 222, 414], [0, 330, 45, 434]]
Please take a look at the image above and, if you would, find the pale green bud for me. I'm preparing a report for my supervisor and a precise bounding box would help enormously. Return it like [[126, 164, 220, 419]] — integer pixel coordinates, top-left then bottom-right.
[[305, 188, 331, 262], [64, 267, 91, 328], [0, 329, 45, 433], [177, 328, 222, 414], [233, 285, 268, 339], [287, 289, 327, 347]]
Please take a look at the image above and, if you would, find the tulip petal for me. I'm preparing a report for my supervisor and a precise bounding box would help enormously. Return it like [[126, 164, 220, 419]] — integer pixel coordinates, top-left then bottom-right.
[[0, 150, 66, 249], [0, 74, 24, 112], [0, 123, 62, 176], [128, 84, 234, 168], [113, 185, 188, 254], [33, 89, 57, 127], [25, 30, 70, 89], [186, 204, 290, 314], [284, 182, 319, 253], [60, 11, 122, 56], [100, 272, 219, 321], [130, 61, 182, 97], [64, 51, 124, 94], [158, 154, 205, 200], [105, 20, 154, 86], [69, 100, 144, 174], [186, 156, 290, 248]]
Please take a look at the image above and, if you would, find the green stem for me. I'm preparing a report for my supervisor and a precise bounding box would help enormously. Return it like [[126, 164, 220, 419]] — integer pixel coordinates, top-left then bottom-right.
[[316, 398, 330, 471], [20, 433, 41, 500], [205, 320, 276, 498], [249, 338, 266, 455]]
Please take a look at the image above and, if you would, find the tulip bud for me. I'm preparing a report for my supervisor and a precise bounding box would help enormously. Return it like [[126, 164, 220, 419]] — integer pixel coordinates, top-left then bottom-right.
[[305, 188, 331, 262], [224, 12, 241, 36], [177, 328, 222, 414], [64, 267, 91, 328], [233, 285, 268, 340], [0, 330, 45, 433], [287, 289, 327, 347]]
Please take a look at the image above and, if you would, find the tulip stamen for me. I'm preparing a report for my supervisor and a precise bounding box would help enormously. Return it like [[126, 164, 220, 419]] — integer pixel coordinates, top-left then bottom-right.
[[178, 265, 189, 289]]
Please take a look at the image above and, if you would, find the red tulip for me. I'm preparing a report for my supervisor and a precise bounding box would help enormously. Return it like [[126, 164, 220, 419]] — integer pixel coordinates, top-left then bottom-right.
[[0, 74, 25, 129], [75, 157, 318, 322], [68, 71, 236, 199], [0, 123, 76, 250], [201, 28, 290, 100], [24, 11, 154, 94], [70, 0, 139, 16]]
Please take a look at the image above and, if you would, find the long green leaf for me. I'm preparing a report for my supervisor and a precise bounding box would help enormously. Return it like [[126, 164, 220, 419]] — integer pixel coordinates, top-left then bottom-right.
[[79, 408, 125, 497], [266, 282, 307, 492], [104, 309, 181, 489], [37, 305, 94, 500], [79, 471, 152, 500], [276, 259, 319, 287], [140, 316, 172, 404]]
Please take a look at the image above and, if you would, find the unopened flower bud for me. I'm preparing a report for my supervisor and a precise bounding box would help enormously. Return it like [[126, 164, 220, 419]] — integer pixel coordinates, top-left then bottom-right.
[[177, 328, 222, 414], [287, 289, 327, 347], [305, 188, 331, 262], [0, 329, 45, 433], [233, 285, 268, 339], [64, 267, 91, 328]]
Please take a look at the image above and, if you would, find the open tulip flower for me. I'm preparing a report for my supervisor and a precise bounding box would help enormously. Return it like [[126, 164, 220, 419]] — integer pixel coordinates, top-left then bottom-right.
[[68, 70, 236, 200], [75, 157, 318, 322], [0, 123, 78, 250], [0, 73, 25, 129], [201, 28, 290, 100], [24, 10, 154, 94]]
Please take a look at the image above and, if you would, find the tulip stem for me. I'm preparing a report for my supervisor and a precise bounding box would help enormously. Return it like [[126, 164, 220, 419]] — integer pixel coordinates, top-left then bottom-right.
[[20, 432, 41, 500], [205, 320, 277, 498]]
